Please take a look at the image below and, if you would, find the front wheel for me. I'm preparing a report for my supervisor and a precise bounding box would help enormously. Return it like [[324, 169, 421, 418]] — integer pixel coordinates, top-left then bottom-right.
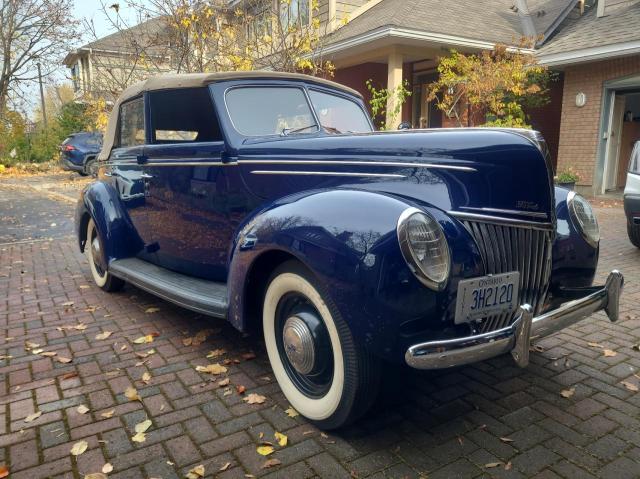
[[628, 221, 640, 248], [86, 218, 124, 292], [262, 261, 379, 429]]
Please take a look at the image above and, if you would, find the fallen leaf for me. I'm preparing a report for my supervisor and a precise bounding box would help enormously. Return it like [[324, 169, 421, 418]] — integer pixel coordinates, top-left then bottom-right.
[[0, 355, 12, 360], [195, 363, 227, 375], [125, 386, 142, 402], [61, 372, 79, 380], [621, 381, 639, 392], [101, 409, 115, 419], [24, 411, 42, 423], [80, 285, 90, 289], [274, 432, 287, 447], [218, 378, 230, 387], [207, 349, 226, 358], [141, 372, 151, 384], [62, 301, 74, 307], [223, 388, 232, 396], [120, 345, 128, 351], [74, 323, 88, 331], [131, 431, 146, 443], [95, 331, 113, 340], [284, 407, 299, 418], [70, 440, 88, 456], [31, 348, 44, 355], [182, 337, 193, 346], [135, 419, 152, 433], [262, 458, 282, 469], [560, 387, 575, 398], [499, 437, 514, 443], [77, 404, 90, 415], [133, 335, 154, 344], [102, 463, 113, 474], [57, 356, 72, 364], [145, 307, 160, 314], [505, 461, 513, 471], [257, 445, 275, 456], [84, 474, 107, 479], [243, 393, 266, 405], [242, 352, 256, 360], [236, 385, 246, 394], [587, 342, 602, 348], [193, 329, 215, 345], [603, 349, 617, 357], [186, 464, 205, 479], [219, 462, 232, 472], [632, 344, 640, 352], [40, 351, 57, 357], [484, 462, 502, 468], [25, 341, 40, 349], [0, 465, 8, 479]]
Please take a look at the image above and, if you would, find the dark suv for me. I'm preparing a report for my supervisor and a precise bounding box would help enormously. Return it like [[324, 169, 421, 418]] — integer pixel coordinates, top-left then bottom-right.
[[59, 132, 102, 176]]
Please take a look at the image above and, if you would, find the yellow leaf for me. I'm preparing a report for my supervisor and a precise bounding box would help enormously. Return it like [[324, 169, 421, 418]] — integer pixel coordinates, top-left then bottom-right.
[[142, 372, 151, 384], [25, 341, 40, 349], [74, 323, 88, 331], [133, 335, 153, 344], [622, 381, 639, 392], [145, 307, 160, 314], [186, 464, 205, 478], [284, 407, 299, 417], [24, 411, 42, 423], [195, 363, 227, 375], [603, 349, 617, 357], [77, 404, 90, 414], [560, 388, 575, 398], [274, 431, 287, 447], [499, 437, 514, 443], [219, 462, 231, 471], [70, 440, 88, 456], [134, 419, 152, 433], [95, 331, 113, 340], [207, 349, 226, 358], [40, 351, 57, 357], [31, 348, 44, 354], [587, 342, 602, 348], [243, 393, 266, 405], [57, 356, 72, 363], [485, 462, 502, 468], [125, 386, 141, 402], [131, 431, 146, 443], [257, 445, 275, 456], [101, 409, 115, 419], [102, 463, 113, 473], [218, 378, 230, 387]]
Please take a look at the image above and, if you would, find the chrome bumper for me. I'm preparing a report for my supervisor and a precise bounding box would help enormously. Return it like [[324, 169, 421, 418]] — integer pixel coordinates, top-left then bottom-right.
[[405, 270, 624, 369]]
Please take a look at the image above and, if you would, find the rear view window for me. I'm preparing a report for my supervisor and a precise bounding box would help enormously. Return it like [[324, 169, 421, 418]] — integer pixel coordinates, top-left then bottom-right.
[[149, 88, 221, 143], [119, 98, 145, 147], [226, 87, 317, 136]]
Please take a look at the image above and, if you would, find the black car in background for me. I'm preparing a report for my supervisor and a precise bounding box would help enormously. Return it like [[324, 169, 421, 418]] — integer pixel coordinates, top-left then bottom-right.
[[59, 132, 102, 176]]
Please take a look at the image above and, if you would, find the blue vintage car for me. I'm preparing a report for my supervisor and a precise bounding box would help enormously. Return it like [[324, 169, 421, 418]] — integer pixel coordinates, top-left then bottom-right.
[[75, 72, 623, 429]]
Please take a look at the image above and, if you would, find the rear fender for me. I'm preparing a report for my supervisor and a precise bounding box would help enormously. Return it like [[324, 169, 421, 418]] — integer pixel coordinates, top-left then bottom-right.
[[75, 181, 143, 264]]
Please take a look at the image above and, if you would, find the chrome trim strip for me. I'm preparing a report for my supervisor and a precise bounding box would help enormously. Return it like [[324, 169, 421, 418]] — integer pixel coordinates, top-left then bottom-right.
[[405, 270, 624, 369], [250, 170, 405, 178], [239, 159, 476, 172], [450, 211, 554, 230], [102, 161, 237, 167], [460, 206, 548, 219]]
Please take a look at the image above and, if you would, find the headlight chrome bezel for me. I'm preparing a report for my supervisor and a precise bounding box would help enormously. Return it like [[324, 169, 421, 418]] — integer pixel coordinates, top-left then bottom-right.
[[397, 207, 451, 291], [567, 191, 600, 248]]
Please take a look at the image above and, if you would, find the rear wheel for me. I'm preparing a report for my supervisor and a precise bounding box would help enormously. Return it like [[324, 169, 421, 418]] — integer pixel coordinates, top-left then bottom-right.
[[262, 261, 379, 429], [86, 218, 124, 292], [628, 221, 640, 248], [84, 158, 98, 177]]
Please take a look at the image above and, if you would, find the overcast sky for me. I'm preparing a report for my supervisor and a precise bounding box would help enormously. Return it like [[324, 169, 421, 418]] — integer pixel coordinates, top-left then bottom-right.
[[72, 0, 145, 45]]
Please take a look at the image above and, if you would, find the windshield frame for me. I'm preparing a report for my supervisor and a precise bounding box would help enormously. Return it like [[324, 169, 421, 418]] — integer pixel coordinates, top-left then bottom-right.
[[223, 82, 373, 138]]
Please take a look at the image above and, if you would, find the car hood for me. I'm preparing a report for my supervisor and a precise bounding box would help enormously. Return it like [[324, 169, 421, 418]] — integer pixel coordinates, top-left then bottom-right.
[[237, 129, 554, 225]]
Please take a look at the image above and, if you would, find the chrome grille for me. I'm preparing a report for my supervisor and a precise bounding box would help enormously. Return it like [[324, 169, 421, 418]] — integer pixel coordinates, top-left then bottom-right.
[[461, 220, 553, 333]]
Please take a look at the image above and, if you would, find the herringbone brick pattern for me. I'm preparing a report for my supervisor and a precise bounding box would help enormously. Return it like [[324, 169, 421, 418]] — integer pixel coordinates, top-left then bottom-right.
[[1, 179, 639, 478]]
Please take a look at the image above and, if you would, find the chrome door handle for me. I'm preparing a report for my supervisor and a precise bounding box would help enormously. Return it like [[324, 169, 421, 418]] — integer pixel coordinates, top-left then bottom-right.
[[140, 173, 154, 179]]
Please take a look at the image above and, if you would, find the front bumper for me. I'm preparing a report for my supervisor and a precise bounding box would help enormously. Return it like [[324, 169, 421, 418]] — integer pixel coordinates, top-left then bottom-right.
[[406, 270, 624, 369]]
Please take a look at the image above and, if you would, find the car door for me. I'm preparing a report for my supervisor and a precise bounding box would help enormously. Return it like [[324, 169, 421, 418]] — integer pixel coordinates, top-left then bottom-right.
[[142, 87, 233, 281], [106, 96, 155, 254]]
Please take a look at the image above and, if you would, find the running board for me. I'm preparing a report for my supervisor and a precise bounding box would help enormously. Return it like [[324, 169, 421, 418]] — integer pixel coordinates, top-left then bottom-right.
[[109, 258, 228, 318]]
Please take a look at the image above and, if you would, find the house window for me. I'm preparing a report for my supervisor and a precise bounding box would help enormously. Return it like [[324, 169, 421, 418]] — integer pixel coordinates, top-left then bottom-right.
[[119, 98, 145, 147], [248, 8, 272, 41], [279, 0, 310, 27]]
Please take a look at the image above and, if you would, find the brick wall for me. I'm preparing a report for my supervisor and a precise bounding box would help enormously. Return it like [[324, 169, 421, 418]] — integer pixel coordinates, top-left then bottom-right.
[[527, 72, 565, 170], [334, 62, 387, 126], [556, 55, 640, 190]]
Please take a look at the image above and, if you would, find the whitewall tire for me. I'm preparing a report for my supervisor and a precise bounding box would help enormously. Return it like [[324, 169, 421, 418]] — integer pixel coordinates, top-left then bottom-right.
[[85, 218, 124, 292], [263, 261, 379, 429]]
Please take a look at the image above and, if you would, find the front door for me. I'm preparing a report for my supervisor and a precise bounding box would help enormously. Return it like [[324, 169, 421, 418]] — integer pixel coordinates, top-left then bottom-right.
[[143, 87, 232, 281], [603, 93, 626, 193]]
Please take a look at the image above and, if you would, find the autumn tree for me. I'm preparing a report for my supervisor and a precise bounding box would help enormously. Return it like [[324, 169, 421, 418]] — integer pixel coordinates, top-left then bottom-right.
[[427, 43, 552, 128], [0, 0, 78, 114]]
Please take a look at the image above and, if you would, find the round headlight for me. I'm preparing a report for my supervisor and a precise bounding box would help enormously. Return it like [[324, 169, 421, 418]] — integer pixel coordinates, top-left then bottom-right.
[[567, 191, 600, 247], [397, 208, 450, 290]]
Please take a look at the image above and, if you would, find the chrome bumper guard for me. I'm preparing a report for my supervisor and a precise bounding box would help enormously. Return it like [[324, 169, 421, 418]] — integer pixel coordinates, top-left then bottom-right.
[[405, 270, 624, 369]]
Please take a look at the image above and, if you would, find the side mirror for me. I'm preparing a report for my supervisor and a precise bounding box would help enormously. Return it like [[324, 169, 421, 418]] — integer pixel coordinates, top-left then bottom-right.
[[398, 122, 412, 130]]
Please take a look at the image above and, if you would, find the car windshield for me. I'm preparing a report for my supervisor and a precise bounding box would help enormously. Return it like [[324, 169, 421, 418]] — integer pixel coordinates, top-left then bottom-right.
[[308, 90, 372, 134], [225, 86, 372, 136]]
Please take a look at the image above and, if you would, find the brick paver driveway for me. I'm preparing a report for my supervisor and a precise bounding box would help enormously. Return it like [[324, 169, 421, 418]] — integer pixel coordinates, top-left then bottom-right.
[[1, 175, 639, 479]]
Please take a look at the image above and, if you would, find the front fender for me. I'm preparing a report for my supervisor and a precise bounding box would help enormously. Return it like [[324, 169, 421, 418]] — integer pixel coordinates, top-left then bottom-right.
[[549, 186, 599, 292], [227, 189, 483, 361], [75, 181, 143, 264]]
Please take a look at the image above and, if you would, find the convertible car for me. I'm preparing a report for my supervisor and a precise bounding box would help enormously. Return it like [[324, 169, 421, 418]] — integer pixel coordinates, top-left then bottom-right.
[[76, 72, 623, 429]]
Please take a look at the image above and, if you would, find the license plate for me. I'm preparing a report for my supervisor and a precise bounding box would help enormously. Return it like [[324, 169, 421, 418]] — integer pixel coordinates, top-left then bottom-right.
[[455, 272, 520, 324]]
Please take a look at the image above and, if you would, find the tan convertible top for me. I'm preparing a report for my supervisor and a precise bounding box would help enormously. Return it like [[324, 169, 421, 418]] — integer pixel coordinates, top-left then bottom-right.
[[99, 71, 362, 161]]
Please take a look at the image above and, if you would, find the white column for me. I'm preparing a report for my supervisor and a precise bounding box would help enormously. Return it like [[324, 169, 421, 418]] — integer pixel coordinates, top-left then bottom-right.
[[386, 49, 404, 129], [328, 0, 337, 30]]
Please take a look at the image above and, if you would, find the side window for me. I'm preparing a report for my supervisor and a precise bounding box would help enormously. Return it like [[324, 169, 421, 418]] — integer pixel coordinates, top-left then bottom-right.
[[119, 98, 145, 147], [149, 88, 222, 143]]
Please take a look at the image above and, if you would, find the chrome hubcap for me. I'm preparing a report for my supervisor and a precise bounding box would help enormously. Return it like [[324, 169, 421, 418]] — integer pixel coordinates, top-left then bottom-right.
[[91, 236, 102, 268], [283, 316, 315, 375]]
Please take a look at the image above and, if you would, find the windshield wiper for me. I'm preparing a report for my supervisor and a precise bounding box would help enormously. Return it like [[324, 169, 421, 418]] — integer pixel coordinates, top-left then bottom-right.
[[281, 124, 318, 136]]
